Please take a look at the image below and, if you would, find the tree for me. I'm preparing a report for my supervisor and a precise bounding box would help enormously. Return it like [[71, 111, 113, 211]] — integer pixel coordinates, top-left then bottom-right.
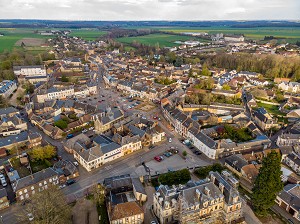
[[201, 63, 211, 76], [30, 145, 56, 161], [61, 74, 69, 82], [17, 186, 72, 224], [252, 151, 283, 216], [182, 151, 187, 157], [222, 84, 231, 90], [0, 96, 8, 108], [54, 119, 68, 129], [92, 183, 105, 205], [158, 169, 191, 186]]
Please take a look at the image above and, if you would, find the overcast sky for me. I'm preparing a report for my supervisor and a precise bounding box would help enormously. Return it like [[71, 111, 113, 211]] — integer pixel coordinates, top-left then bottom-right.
[[0, 0, 299, 20]]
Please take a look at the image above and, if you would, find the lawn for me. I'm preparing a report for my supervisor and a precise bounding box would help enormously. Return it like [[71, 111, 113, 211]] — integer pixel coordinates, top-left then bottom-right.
[[257, 102, 285, 116], [0, 28, 50, 52], [117, 33, 208, 47], [69, 29, 106, 40], [30, 160, 52, 173]]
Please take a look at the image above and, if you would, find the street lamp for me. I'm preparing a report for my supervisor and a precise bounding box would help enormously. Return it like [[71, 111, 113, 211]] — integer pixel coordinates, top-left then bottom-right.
[[1, 215, 3, 224]]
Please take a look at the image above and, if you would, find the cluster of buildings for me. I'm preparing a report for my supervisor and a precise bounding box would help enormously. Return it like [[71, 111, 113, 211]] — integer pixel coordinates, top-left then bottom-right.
[[64, 115, 165, 171], [161, 98, 271, 159], [13, 65, 48, 84]]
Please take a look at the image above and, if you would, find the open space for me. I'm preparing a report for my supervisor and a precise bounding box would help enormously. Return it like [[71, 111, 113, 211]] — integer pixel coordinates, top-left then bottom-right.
[[150, 26, 300, 43], [69, 29, 106, 40], [117, 33, 208, 47], [257, 102, 285, 116], [0, 28, 50, 52]]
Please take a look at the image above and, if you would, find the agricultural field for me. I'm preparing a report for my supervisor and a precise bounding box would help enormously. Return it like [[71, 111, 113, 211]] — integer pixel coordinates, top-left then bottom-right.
[[126, 26, 300, 43], [69, 29, 106, 40], [117, 33, 208, 47], [160, 26, 300, 43], [0, 28, 49, 53]]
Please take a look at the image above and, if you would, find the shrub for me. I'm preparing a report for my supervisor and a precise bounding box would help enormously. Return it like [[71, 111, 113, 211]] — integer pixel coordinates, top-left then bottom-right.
[[158, 169, 191, 186]]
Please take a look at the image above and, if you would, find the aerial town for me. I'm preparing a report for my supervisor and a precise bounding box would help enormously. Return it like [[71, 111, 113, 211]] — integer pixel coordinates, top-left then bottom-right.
[[0, 19, 300, 224]]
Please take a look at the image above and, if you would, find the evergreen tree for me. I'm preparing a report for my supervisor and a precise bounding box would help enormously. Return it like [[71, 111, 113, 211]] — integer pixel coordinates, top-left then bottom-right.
[[252, 151, 283, 216]]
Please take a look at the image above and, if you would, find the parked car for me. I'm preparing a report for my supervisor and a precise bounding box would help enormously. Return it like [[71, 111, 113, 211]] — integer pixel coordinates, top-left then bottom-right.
[[194, 151, 202, 155], [88, 127, 94, 131], [0, 174, 7, 187], [27, 213, 34, 221], [164, 152, 172, 157], [154, 156, 162, 162], [168, 138, 172, 143], [73, 161, 79, 166], [149, 145, 155, 149], [66, 179, 76, 186], [66, 134, 74, 139], [82, 129, 88, 133], [59, 184, 66, 189]]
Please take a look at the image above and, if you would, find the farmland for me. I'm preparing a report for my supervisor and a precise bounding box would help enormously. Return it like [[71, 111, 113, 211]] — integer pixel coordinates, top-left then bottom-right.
[[125, 26, 300, 43], [0, 28, 49, 52], [69, 29, 106, 40], [117, 33, 208, 47]]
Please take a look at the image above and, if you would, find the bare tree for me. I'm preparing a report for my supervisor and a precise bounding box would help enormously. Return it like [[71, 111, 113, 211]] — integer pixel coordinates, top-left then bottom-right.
[[17, 186, 72, 224]]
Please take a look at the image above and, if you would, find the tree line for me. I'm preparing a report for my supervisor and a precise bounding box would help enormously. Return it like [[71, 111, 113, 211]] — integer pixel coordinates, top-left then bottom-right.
[[0, 49, 55, 82], [203, 53, 300, 81]]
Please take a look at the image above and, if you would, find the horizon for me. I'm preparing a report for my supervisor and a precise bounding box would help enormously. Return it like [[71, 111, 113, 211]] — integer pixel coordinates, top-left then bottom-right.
[[0, 0, 298, 21]]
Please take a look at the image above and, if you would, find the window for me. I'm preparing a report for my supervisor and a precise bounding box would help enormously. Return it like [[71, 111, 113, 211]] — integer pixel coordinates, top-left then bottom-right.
[[19, 191, 22, 195], [31, 186, 34, 190], [24, 189, 28, 193]]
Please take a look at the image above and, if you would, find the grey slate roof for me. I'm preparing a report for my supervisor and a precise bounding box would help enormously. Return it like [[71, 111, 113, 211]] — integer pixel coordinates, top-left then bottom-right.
[[0, 131, 28, 148], [12, 168, 58, 192], [195, 131, 217, 149]]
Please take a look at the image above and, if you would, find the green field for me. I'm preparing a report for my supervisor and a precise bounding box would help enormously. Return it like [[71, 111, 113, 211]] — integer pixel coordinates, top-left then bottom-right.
[[161, 26, 300, 43], [0, 28, 50, 52], [69, 29, 106, 40], [125, 26, 300, 43], [117, 33, 208, 47]]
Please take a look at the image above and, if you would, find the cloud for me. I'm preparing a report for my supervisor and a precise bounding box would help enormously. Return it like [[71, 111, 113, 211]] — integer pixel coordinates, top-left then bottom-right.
[[0, 0, 298, 20]]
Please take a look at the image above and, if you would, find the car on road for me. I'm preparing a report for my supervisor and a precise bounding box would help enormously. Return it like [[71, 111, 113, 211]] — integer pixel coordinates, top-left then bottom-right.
[[153, 116, 157, 119], [151, 221, 158, 224], [59, 184, 66, 189], [66, 179, 76, 186], [154, 156, 162, 162], [66, 134, 74, 139], [168, 138, 172, 143]]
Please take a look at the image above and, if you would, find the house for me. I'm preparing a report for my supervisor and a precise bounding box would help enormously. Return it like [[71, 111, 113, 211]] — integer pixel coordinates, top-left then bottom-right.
[[94, 107, 124, 134], [104, 174, 146, 224], [0, 107, 19, 118], [53, 160, 79, 183], [252, 107, 277, 131], [284, 153, 300, 175], [153, 171, 243, 224], [225, 154, 248, 176], [276, 184, 300, 222], [108, 201, 144, 224], [13, 65, 48, 84], [0, 189, 9, 210], [224, 35, 244, 42], [72, 135, 122, 172], [193, 131, 218, 159], [279, 82, 300, 93], [12, 168, 59, 201], [0, 80, 17, 98]]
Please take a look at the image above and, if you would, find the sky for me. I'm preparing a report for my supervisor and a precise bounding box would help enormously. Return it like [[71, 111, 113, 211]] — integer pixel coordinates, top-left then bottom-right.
[[0, 0, 299, 21]]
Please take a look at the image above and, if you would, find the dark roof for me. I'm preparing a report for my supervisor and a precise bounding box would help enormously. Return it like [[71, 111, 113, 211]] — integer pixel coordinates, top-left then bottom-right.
[[195, 132, 217, 149], [12, 168, 58, 192], [225, 154, 248, 172]]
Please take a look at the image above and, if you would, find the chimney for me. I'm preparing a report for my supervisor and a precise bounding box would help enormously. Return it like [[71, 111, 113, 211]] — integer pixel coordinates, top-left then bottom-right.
[[218, 140, 221, 149]]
